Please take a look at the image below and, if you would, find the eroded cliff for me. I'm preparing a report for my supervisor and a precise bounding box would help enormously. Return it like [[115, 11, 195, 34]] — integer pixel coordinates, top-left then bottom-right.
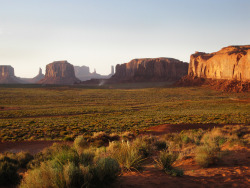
[[189, 45, 250, 81], [0, 65, 21, 84], [38, 61, 80, 85], [111, 58, 188, 82]]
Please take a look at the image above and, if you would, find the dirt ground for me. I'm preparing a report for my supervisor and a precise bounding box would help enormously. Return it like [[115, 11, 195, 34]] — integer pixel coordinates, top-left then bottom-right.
[[0, 124, 249, 187]]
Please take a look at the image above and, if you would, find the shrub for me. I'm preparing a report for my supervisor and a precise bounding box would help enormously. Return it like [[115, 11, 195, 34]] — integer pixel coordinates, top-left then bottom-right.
[[28, 143, 72, 168], [16, 152, 34, 168], [133, 136, 154, 158], [108, 141, 144, 171], [195, 143, 221, 168], [0, 157, 21, 186], [154, 140, 167, 151], [20, 161, 64, 188], [121, 131, 135, 141], [155, 150, 183, 176], [79, 150, 95, 166], [74, 135, 88, 152], [63, 162, 85, 188], [92, 157, 121, 186]]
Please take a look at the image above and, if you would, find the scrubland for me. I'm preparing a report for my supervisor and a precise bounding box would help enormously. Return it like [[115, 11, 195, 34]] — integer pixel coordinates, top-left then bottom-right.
[[0, 84, 249, 141], [0, 84, 249, 187]]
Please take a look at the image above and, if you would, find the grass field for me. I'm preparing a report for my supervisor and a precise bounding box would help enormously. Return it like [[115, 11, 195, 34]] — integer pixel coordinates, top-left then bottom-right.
[[0, 84, 249, 141]]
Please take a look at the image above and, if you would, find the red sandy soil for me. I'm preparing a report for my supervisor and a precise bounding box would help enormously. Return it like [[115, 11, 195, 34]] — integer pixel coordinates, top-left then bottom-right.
[[112, 145, 250, 188], [143, 123, 228, 136], [0, 140, 64, 154], [111, 124, 250, 187]]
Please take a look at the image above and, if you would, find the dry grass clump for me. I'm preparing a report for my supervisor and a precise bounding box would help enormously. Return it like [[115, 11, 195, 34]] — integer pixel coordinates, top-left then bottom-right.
[[107, 140, 144, 172]]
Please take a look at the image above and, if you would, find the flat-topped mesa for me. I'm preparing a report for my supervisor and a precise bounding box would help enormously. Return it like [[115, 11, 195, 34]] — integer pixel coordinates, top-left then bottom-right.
[[0, 65, 21, 84], [111, 58, 188, 82], [38, 61, 80, 85], [189, 45, 250, 81]]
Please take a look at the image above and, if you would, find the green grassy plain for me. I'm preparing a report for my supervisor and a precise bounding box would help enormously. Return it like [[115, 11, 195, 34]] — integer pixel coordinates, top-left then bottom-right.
[[0, 84, 249, 141]]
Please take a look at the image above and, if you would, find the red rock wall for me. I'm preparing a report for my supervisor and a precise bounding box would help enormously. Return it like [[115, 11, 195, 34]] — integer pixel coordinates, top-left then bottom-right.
[[38, 61, 80, 84], [0, 66, 15, 78], [112, 58, 188, 82], [188, 45, 250, 81]]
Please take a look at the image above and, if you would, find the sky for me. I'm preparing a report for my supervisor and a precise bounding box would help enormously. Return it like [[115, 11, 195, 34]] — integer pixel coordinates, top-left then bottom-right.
[[0, 0, 249, 77]]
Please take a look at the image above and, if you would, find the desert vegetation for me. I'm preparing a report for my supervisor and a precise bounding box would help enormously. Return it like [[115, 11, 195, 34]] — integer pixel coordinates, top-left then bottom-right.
[[1, 124, 249, 187], [0, 85, 249, 141]]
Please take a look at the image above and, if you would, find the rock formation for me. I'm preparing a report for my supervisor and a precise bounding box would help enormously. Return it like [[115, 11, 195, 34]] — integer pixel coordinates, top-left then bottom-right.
[[38, 61, 80, 85], [189, 45, 250, 81], [0, 65, 21, 84], [111, 58, 188, 82], [74, 65, 114, 81], [31, 68, 45, 83]]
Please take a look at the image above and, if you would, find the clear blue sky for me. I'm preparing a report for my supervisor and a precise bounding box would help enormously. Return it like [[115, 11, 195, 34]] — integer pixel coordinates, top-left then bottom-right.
[[0, 0, 249, 77]]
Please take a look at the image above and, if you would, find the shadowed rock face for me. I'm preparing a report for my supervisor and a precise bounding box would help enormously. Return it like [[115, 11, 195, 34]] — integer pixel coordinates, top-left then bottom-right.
[[111, 58, 188, 82], [0, 65, 21, 84], [38, 61, 80, 85], [189, 45, 250, 81]]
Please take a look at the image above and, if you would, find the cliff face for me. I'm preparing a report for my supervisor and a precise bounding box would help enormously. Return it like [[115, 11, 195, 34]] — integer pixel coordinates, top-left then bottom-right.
[[38, 61, 80, 85], [0, 66, 21, 84], [189, 45, 250, 81], [111, 58, 188, 82]]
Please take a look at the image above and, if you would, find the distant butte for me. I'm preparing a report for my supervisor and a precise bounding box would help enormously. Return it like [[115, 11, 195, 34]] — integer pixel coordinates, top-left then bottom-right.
[[0, 65, 22, 84], [38, 61, 80, 85], [110, 57, 188, 82]]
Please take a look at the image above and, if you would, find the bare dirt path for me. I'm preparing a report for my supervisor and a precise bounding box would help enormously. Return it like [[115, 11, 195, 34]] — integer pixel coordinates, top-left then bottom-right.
[[0, 140, 65, 154], [144, 123, 229, 135]]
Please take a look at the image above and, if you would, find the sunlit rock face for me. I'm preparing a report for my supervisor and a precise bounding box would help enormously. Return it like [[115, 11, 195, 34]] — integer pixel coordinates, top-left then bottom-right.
[[189, 45, 250, 81], [0, 65, 21, 84], [38, 61, 80, 85], [111, 58, 188, 82]]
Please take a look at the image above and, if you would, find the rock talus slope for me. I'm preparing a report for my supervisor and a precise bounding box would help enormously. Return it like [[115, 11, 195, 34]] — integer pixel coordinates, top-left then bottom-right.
[[111, 58, 188, 82], [38, 61, 80, 85], [188, 45, 250, 81]]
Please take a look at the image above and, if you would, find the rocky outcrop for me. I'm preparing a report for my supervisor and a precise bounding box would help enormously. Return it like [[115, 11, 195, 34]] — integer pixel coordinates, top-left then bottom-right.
[[31, 68, 45, 83], [75, 65, 114, 81], [38, 61, 80, 85], [111, 58, 188, 82], [0, 65, 21, 84], [189, 45, 250, 81]]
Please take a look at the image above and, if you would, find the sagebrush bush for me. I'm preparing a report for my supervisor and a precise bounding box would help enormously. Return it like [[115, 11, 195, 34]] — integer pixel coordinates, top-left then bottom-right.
[[195, 143, 221, 168], [21, 142, 121, 188], [74, 135, 89, 151], [133, 136, 154, 157], [154, 140, 168, 151], [0, 157, 21, 186], [16, 152, 34, 168], [92, 157, 121, 186], [79, 150, 95, 166], [155, 150, 183, 176]]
